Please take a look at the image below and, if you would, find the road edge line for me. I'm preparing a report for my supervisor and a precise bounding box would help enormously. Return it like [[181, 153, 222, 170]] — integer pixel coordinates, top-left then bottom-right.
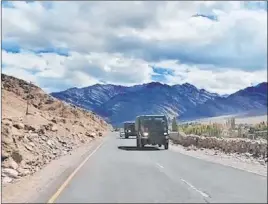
[[180, 178, 210, 198], [47, 141, 104, 203]]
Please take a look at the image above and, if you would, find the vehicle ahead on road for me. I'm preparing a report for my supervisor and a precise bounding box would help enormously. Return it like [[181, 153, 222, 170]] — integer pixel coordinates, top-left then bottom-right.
[[119, 128, 125, 137], [135, 115, 169, 149], [123, 121, 137, 138], [113, 127, 120, 132]]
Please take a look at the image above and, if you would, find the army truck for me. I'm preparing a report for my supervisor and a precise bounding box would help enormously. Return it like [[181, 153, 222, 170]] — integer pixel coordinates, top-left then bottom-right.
[[123, 121, 137, 138], [135, 115, 169, 149]]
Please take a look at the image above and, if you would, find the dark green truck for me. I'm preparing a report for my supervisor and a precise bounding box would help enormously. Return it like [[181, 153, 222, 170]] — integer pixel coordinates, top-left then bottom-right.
[[135, 115, 169, 149], [123, 121, 137, 138]]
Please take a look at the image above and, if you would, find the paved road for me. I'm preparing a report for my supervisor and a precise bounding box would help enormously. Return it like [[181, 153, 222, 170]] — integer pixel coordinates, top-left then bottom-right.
[[50, 132, 267, 203]]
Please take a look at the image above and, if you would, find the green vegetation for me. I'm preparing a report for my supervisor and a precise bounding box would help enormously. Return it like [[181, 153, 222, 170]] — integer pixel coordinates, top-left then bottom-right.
[[171, 117, 178, 132], [177, 119, 267, 140], [178, 123, 223, 138], [254, 121, 268, 131], [251, 121, 268, 140]]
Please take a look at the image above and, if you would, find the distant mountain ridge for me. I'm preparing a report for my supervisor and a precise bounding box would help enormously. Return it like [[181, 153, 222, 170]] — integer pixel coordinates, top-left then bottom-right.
[[180, 82, 267, 120], [51, 82, 267, 126]]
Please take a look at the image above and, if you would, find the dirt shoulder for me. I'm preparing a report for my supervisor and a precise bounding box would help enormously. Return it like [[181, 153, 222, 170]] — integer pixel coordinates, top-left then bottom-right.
[[170, 142, 267, 177], [2, 136, 107, 203]]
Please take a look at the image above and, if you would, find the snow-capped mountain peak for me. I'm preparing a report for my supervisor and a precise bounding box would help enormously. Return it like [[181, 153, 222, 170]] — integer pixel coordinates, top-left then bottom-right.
[[51, 82, 267, 126]]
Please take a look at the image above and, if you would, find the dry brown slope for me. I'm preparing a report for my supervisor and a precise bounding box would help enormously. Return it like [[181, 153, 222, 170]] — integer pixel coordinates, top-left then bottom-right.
[[1, 74, 112, 184]]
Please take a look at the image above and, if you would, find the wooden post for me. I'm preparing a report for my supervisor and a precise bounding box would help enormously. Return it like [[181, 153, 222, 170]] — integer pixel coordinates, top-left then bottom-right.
[[26, 81, 32, 115]]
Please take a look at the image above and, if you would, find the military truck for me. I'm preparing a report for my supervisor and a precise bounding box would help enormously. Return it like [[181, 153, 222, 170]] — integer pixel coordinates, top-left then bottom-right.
[[123, 121, 137, 138], [135, 115, 169, 149]]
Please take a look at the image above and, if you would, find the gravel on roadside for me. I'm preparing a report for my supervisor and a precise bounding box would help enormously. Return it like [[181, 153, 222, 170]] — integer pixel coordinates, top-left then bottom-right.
[[170, 142, 267, 177]]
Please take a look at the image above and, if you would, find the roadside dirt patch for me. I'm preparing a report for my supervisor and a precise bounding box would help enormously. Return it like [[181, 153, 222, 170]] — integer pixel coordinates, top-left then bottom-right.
[[170, 142, 267, 177]]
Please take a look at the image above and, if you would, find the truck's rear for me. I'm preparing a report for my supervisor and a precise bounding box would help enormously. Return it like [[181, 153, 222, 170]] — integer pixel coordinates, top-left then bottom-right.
[[123, 122, 137, 138], [136, 115, 169, 149]]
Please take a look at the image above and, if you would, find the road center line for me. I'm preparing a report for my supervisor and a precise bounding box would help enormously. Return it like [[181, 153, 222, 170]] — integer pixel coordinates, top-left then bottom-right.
[[181, 178, 209, 198], [156, 163, 164, 169], [47, 141, 104, 203]]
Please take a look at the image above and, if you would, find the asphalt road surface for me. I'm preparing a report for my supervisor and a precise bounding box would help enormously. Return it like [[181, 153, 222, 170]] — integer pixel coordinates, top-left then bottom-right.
[[49, 132, 267, 203]]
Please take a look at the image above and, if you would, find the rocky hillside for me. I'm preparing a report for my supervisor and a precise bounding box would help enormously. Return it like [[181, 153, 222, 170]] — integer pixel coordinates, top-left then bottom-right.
[[51, 82, 220, 125], [1, 74, 112, 184], [170, 132, 267, 162]]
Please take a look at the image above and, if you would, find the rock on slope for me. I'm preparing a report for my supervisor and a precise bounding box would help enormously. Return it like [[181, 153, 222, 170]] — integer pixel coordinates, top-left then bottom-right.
[[1, 74, 112, 184]]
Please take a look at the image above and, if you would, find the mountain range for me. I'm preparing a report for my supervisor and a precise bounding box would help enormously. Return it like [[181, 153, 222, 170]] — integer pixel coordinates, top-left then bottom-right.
[[51, 82, 267, 126]]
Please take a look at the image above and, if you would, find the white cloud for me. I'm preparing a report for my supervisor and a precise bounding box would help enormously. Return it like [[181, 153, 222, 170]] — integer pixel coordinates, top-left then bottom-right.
[[3, 1, 266, 59], [152, 60, 267, 94], [2, 1, 267, 94], [2, 65, 38, 84], [3, 51, 266, 95], [2, 50, 153, 91]]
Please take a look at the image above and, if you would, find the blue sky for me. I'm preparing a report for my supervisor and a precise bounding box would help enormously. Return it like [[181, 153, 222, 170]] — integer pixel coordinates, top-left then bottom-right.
[[2, 1, 267, 94], [243, 1, 267, 10]]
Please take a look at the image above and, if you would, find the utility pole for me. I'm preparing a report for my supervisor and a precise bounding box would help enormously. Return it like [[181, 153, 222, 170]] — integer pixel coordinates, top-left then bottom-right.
[[26, 81, 32, 115]]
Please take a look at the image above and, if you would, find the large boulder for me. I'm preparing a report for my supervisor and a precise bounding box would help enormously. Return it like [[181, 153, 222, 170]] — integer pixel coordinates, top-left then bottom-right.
[[2, 157, 18, 170], [13, 123, 25, 129], [2, 168, 19, 178], [86, 132, 96, 138]]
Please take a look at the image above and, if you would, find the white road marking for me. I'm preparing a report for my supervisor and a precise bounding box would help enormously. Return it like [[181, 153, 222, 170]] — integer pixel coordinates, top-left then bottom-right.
[[156, 163, 164, 169], [181, 179, 209, 198]]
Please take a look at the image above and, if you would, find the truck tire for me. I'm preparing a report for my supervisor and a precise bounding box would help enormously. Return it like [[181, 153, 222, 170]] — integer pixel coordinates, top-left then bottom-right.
[[164, 142, 169, 150], [136, 139, 141, 148]]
